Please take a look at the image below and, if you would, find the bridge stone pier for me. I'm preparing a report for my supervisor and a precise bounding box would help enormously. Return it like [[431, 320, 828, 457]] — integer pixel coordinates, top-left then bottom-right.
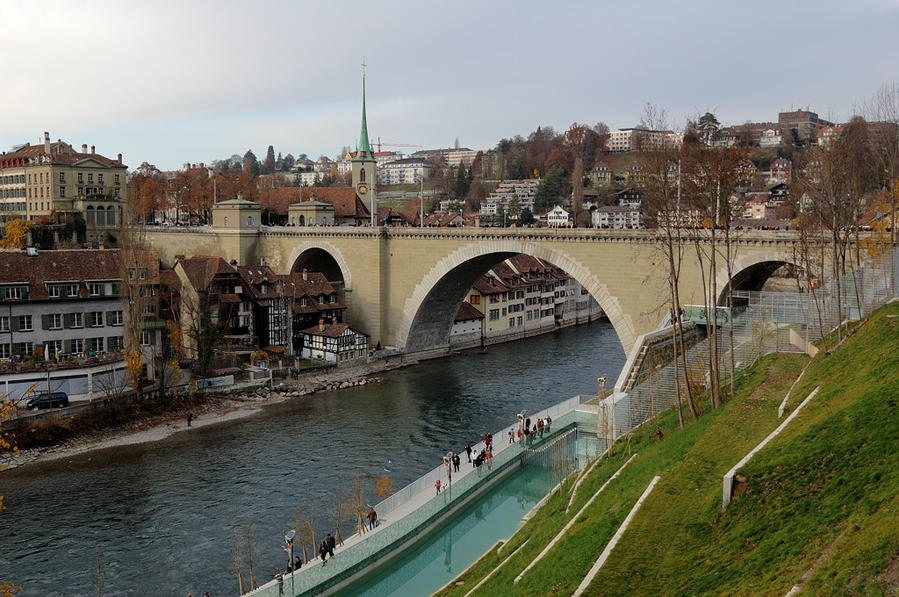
[[144, 226, 806, 356]]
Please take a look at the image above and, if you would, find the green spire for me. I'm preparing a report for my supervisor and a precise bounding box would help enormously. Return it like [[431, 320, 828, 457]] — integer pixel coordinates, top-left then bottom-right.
[[355, 73, 373, 160]]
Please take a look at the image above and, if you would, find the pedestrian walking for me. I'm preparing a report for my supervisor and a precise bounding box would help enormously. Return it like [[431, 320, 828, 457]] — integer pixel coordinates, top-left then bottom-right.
[[319, 540, 328, 565], [452, 452, 460, 473], [294, 555, 302, 570], [485, 448, 493, 470], [538, 418, 544, 438], [517, 427, 522, 441], [327, 533, 335, 557], [367, 507, 378, 530], [508, 429, 514, 444], [465, 443, 472, 463], [435, 479, 442, 495], [187, 412, 193, 428], [545, 415, 551, 433]]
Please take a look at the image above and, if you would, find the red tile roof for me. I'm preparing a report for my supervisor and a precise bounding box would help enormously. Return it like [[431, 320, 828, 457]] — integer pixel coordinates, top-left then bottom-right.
[[0, 249, 123, 300], [0, 141, 126, 168], [455, 301, 484, 321], [299, 323, 367, 338]]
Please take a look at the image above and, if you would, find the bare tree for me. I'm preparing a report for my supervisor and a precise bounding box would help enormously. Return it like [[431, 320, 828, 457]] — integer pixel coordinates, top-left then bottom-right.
[[231, 522, 260, 593]]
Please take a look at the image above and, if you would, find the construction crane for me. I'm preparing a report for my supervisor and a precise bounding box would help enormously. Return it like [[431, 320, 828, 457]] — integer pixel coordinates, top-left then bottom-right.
[[376, 137, 422, 153]]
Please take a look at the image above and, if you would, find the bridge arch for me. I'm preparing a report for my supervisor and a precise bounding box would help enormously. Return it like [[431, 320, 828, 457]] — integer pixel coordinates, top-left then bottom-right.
[[715, 253, 803, 306], [397, 240, 635, 355], [286, 241, 353, 290]]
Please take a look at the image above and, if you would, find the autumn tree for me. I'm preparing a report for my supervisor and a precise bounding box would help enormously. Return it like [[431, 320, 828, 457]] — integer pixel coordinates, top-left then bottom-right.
[[0, 219, 33, 249]]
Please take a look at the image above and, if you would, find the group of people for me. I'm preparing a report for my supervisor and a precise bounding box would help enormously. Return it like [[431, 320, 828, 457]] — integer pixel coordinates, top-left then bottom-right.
[[510, 415, 552, 445]]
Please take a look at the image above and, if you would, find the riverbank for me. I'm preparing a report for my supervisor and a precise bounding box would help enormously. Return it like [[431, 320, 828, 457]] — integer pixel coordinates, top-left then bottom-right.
[[0, 360, 391, 472], [2, 318, 609, 473]]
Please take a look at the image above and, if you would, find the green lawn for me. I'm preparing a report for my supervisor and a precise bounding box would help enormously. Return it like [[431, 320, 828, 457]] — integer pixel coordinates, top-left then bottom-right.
[[437, 301, 899, 596]]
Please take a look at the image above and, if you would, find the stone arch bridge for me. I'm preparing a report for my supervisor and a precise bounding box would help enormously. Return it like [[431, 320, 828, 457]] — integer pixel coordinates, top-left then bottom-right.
[[144, 226, 812, 356]]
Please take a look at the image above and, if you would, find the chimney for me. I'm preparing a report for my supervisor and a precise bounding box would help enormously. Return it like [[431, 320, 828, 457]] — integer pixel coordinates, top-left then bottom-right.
[[90, 145, 95, 154], [82, 144, 88, 153], [43, 131, 50, 154], [302, 268, 308, 281], [318, 318, 324, 332], [117, 153, 122, 163]]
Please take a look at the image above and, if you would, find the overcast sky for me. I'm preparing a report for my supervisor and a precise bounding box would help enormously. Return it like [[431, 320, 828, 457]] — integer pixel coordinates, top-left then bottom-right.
[[2, 0, 897, 170]]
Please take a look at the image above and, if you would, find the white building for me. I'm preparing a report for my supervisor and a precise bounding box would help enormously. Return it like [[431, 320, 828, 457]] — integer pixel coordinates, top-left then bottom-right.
[[607, 128, 681, 152], [546, 205, 570, 227], [759, 128, 783, 148], [299, 323, 369, 365], [378, 157, 431, 185], [592, 206, 641, 229]]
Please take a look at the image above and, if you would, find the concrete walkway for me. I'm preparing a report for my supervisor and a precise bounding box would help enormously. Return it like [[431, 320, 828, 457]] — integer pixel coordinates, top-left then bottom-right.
[[251, 397, 585, 596]]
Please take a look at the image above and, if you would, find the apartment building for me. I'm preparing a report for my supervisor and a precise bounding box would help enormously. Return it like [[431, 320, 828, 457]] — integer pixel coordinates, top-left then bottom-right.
[[0, 249, 133, 363], [0, 132, 127, 242], [606, 128, 681, 152], [378, 157, 431, 185]]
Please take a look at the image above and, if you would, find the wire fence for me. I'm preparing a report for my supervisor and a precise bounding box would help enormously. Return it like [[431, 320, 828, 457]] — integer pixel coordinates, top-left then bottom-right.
[[601, 247, 897, 440]]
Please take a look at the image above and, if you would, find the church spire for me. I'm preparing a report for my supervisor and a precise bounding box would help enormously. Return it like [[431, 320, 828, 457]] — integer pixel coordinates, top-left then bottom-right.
[[356, 58, 373, 160]]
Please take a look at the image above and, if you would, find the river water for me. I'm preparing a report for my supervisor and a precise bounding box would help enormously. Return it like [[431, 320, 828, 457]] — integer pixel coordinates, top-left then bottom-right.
[[0, 320, 624, 596]]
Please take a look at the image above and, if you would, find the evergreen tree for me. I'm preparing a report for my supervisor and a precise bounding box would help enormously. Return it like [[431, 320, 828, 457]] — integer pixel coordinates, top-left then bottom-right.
[[264, 145, 276, 175], [533, 166, 565, 212]]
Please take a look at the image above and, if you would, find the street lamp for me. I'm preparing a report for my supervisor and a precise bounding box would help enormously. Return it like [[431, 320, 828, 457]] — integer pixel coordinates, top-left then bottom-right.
[[284, 529, 296, 596]]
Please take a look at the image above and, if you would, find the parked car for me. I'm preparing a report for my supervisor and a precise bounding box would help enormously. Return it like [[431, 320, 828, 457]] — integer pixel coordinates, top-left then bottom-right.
[[26, 392, 69, 410]]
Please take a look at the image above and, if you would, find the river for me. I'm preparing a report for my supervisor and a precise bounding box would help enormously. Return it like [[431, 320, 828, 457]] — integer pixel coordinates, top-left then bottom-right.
[[0, 320, 624, 596]]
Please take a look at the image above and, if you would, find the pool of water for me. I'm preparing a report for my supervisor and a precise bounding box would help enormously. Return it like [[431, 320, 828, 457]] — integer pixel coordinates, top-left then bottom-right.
[[340, 465, 552, 597]]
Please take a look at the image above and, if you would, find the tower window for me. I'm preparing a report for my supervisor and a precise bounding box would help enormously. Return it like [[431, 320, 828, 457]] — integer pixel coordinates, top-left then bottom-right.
[[360, 168, 365, 182]]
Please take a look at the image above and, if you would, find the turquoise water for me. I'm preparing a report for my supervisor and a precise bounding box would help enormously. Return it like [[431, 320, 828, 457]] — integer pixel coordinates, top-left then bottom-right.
[[341, 464, 552, 597]]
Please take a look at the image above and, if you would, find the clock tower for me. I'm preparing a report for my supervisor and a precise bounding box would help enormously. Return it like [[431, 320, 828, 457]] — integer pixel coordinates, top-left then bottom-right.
[[352, 64, 376, 225]]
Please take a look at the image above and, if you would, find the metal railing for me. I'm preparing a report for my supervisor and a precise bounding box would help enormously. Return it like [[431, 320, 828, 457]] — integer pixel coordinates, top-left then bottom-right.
[[601, 247, 897, 441]]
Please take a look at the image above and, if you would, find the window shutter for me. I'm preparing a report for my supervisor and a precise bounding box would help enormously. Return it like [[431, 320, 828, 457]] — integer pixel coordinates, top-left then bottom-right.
[[10, 317, 19, 332], [64, 313, 72, 328], [42, 314, 51, 330], [63, 340, 72, 354], [106, 311, 113, 326]]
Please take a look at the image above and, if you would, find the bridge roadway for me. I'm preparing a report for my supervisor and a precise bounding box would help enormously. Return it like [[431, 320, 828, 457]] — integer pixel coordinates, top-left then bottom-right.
[[144, 225, 808, 355]]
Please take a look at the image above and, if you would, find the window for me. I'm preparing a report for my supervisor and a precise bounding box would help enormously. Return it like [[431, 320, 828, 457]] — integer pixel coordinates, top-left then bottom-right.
[[109, 311, 123, 326], [46, 339, 62, 357], [19, 342, 33, 356], [88, 283, 102, 296], [0, 344, 10, 358], [502, 308, 507, 316], [98, 173, 104, 184], [223, 216, 228, 226], [59, 186, 65, 198], [300, 297, 308, 307], [89, 311, 103, 327], [329, 295, 336, 304], [66, 284, 79, 297], [114, 174, 120, 184], [49, 313, 62, 329], [71, 338, 84, 354], [318, 294, 325, 305], [18, 315, 32, 331], [48, 285, 61, 298], [90, 337, 104, 352], [140, 330, 151, 346], [5, 287, 24, 299], [517, 316, 523, 326], [109, 336, 123, 351], [71, 312, 83, 328], [59, 172, 65, 183], [110, 283, 120, 296], [489, 309, 499, 321], [87, 173, 93, 183], [470, 294, 480, 305], [144, 303, 157, 316], [0, 316, 7, 332]]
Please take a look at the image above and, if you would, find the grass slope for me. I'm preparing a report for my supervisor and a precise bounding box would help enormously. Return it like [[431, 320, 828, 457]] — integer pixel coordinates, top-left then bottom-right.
[[437, 301, 899, 597]]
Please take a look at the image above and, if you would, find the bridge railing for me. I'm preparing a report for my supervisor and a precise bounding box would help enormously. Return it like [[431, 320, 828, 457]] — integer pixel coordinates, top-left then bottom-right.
[[369, 394, 584, 522]]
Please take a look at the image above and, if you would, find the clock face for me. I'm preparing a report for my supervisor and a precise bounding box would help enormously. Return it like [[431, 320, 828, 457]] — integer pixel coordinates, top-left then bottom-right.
[[358, 183, 369, 195]]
